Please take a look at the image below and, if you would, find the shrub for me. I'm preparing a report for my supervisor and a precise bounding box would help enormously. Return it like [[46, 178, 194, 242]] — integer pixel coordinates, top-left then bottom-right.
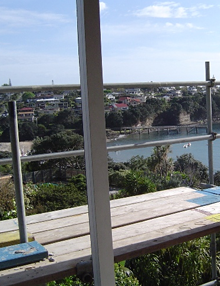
[[125, 237, 212, 286], [47, 263, 140, 286]]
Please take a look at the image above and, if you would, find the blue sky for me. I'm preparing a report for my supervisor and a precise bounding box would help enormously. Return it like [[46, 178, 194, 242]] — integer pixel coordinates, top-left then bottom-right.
[[0, 1, 220, 86]]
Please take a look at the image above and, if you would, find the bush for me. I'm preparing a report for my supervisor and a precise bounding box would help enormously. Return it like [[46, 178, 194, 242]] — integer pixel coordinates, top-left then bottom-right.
[[47, 263, 140, 286], [109, 170, 129, 188], [0, 178, 17, 220], [26, 182, 87, 215], [125, 237, 212, 286]]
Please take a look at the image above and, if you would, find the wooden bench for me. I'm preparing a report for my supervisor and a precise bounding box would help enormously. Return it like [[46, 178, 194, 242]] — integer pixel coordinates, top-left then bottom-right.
[[1, 186, 220, 286]]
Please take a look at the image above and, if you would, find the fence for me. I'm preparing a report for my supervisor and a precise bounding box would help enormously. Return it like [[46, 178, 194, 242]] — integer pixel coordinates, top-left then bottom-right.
[[0, 62, 220, 286]]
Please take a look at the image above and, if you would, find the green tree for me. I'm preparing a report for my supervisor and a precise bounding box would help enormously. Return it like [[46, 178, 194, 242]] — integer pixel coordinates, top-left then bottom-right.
[[214, 171, 220, 185], [38, 114, 55, 129], [0, 151, 12, 175], [0, 116, 9, 133], [54, 109, 77, 129], [19, 122, 37, 141], [22, 92, 35, 102], [174, 153, 208, 187], [0, 126, 10, 141], [37, 124, 47, 137], [26, 131, 84, 172], [147, 145, 173, 178], [106, 111, 123, 128], [127, 155, 148, 171], [118, 170, 156, 197], [122, 109, 139, 126]]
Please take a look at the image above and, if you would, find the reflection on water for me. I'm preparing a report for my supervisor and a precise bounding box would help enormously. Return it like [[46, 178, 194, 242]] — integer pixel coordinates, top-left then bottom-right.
[[107, 123, 220, 172]]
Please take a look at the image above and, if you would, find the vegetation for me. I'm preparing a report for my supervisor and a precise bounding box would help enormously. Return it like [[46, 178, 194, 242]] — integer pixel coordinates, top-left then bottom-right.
[[125, 237, 212, 286], [1, 88, 220, 142], [0, 144, 218, 285], [0, 151, 12, 175], [1, 87, 220, 285], [26, 131, 85, 172], [47, 263, 140, 286], [105, 93, 213, 128]]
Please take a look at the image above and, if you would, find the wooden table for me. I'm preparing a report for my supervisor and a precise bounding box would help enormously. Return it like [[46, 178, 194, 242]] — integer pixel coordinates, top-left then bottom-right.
[[1, 186, 220, 286]]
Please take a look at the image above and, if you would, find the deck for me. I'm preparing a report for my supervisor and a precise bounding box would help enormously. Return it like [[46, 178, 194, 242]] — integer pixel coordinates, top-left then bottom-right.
[[1, 186, 220, 285]]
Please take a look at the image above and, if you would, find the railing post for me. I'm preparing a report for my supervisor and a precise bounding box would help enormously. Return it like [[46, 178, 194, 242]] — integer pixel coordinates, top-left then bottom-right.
[[8, 101, 28, 243], [205, 62, 217, 282], [206, 62, 214, 183], [76, 0, 115, 285]]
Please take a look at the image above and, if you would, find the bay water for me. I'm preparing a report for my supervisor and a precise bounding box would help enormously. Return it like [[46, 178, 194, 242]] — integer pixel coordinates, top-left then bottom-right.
[[107, 123, 220, 173]]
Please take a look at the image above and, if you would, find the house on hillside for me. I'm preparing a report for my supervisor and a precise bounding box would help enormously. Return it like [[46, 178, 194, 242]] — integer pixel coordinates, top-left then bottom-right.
[[106, 93, 115, 101], [111, 103, 128, 111], [118, 96, 142, 106], [17, 107, 35, 122], [125, 88, 143, 96]]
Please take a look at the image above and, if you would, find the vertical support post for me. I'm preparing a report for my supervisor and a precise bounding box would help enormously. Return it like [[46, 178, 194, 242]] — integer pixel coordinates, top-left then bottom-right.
[[205, 62, 217, 281], [206, 62, 214, 183], [8, 101, 28, 243], [76, 1, 115, 286]]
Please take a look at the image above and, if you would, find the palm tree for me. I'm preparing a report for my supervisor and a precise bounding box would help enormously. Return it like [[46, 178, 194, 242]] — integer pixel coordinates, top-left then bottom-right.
[[147, 145, 173, 177]]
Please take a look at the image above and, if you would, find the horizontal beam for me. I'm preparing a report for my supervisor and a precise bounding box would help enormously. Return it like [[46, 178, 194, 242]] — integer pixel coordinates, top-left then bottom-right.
[[0, 81, 220, 93], [0, 133, 219, 165]]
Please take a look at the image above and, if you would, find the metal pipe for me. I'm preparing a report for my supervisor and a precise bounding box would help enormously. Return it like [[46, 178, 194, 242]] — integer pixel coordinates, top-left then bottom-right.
[[0, 133, 219, 166], [1, 80, 220, 93], [211, 233, 217, 281], [206, 62, 214, 183], [199, 280, 217, 286], [8, 101, 28, 243]]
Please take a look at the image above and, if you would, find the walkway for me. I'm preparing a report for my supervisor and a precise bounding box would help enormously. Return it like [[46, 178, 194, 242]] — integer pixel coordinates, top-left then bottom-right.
[[1, 186, 220, 285]]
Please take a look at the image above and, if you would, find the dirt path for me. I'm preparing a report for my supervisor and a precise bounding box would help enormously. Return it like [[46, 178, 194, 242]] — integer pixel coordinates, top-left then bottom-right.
[[0, 141, 33, 154]]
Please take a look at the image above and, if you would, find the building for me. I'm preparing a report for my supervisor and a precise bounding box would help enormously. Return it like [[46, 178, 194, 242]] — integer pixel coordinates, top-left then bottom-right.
[[17, 107, 35, 122]]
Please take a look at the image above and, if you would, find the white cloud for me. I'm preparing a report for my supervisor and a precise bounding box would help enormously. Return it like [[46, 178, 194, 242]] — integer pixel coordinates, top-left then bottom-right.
[[135, 2, 187, 18], [135, 2, 214, 19], [100, 2, 108, 12], [135, 5, 173, 18], [0, 6, 71, 28], [198, 4, 214, 9], [101, 20, 203, 40], [165, 22, 203, 31], [175, 7, 187, 18]]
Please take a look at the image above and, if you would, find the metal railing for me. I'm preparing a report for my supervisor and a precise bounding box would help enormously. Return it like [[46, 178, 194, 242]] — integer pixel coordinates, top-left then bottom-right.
[[0, 63, 219, 285], [0, 133, 219, 166]]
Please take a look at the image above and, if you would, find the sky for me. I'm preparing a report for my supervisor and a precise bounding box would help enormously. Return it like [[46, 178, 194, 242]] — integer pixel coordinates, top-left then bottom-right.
[[0, 0, 220, 86]]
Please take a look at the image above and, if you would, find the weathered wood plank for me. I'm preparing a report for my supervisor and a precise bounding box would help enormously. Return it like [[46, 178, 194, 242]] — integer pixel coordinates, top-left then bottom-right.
[[0, 187, 194, 234], [0, 231, 34, 247], [33, 192, 207, 244], [1, 208, 220, 286], [1, 187, 220, 286], [1, 188, 215, 246], [25, 190, 207, 244], [0, 249, 91, 286]]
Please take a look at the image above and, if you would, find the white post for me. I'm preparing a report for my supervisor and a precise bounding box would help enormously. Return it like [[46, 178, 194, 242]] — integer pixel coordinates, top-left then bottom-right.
[[76, 1, 115, 285], [205, 62, 217, 281]]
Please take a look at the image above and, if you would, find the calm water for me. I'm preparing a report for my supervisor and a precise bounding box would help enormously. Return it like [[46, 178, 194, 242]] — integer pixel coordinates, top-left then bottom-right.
[[107, 123, 220, 172]]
